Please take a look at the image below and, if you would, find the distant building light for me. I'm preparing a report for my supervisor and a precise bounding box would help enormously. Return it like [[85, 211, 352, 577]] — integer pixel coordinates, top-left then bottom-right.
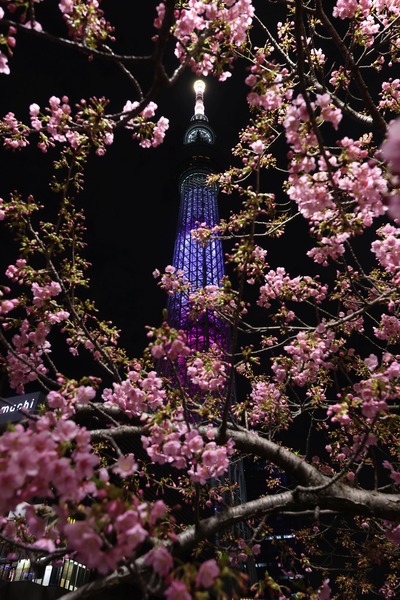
[[264, 533, 295, 541], [0, 392, 43, 426]]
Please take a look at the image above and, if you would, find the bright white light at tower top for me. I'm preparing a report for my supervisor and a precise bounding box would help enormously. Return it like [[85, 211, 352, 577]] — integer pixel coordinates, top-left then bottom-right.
[[194, 79, 205, 116], [194, 80, 205, 94]]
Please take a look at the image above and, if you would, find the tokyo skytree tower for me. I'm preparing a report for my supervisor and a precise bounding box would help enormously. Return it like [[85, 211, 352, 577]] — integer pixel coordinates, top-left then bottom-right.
[[166, 82, 254, 576], [167, 80, 229, 354]]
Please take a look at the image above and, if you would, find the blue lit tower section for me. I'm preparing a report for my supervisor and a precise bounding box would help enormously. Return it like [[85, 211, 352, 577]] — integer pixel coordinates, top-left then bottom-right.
[[168, 80, 228, 352]]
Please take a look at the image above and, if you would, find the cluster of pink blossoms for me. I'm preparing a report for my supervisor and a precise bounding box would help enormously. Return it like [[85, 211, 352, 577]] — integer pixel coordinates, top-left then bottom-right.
[[336, 159, 387, 221], [245, 48, 291, 112], [284, 95, 318, 154], [332, 0, 359, 19], [328, 356, 400, 427], [147, 325, 191, 362], [381, 118, 400, 176], [62, 495, 168, 573], [6, 319, 50, 392], [245, 244, 268, 282], [372, 224, 400, 277], [28, 96, 114, 154], [307, 232, 351, 265], [142, 423, 234, 486], [0, 419, 97, 514], [272, 325, 339, 387], [380, 118, 400, 220], [333, 0, 400, 21], [188, 284, 223, 313], [286, 174, 335, 222], [163, 559, 220, 600], [284, 94, 343, 228], [285, 93, 342, 155], [284, 91, 389, 263], [257, 267, 328, 308], [47, 385, 96, 418], [374, 314, 400, 342], [32, 96, 71, 142], [334, 1, 379, 44], [2, 271, 72, 392], [154, 0, 254, 79], [363, 357, 400, 405], [0, 7, 16, 75], [103, 368, 166, 417], [147, 551, 221, 595], [0, 292, 18, 315], [187, 355, 227, 392], [248, 379, 289, 427], [154, 265, 189, 296], [380, 79, 400, 112], [0, 111, 29, 149], [0, 396, 173, 574], [190, 221, 219, 246], [122, 100, 169, 148], [31, 280, 62, 307], [58, 0, 114, 47], [0, 96, 115, 154], [5, 258, 27, 283]]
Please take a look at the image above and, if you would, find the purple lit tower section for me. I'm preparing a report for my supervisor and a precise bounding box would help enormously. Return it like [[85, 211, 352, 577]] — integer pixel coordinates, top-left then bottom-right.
[[168, 80, 228, 353]]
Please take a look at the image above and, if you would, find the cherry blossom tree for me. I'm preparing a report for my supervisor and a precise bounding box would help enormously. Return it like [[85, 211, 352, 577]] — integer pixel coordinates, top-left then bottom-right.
[[1, 1, 400, 598]]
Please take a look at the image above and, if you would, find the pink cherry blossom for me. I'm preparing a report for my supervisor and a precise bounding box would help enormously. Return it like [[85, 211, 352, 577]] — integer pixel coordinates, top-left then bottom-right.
[[0, 51, 10, 75], [333, 0, 358, 19], [165, 580, 192, 600], [381, 118, 400, 175], [145, 546, 173, 577], [317, 579, 332, 600], [196, 558, 220, 588], [372, 224, 400, 273], [250, 140, 264, 154], [112, 453, 138, 477]]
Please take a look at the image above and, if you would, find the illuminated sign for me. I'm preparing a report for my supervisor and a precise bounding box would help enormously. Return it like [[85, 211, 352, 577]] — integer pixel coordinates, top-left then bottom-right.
[[0, 392, 43, 425]]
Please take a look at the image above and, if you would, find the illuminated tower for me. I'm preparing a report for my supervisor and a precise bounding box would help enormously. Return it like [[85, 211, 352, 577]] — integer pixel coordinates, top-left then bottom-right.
[[167, 80, 229, 353], [167, 82, 256, 581]]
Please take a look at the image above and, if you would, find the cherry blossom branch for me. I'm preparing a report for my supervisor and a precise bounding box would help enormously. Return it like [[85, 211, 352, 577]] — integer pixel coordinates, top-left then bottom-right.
[[294, 0, 349, 218], [23, 218, 122, 382], [315, 0, 387, 136], [0, 327, 59, 390], [365, 14, 400, 57], [89, 424, 146, 442], [0, 19, 153, 65], [83, 401, 121, 427], [0, 530, 67, 557], [254, 10, 375, 129], [219, 163, 262, 440], [57, 480, 400, 600]]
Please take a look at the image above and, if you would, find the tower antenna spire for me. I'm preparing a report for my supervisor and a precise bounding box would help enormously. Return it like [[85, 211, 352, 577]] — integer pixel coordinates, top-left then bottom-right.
[[193, 79, 206, 118], [185, 79, 213, 143]]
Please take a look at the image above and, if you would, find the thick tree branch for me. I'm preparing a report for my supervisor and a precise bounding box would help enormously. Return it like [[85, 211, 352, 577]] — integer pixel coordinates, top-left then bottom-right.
[[57, 478, 400, 600]]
